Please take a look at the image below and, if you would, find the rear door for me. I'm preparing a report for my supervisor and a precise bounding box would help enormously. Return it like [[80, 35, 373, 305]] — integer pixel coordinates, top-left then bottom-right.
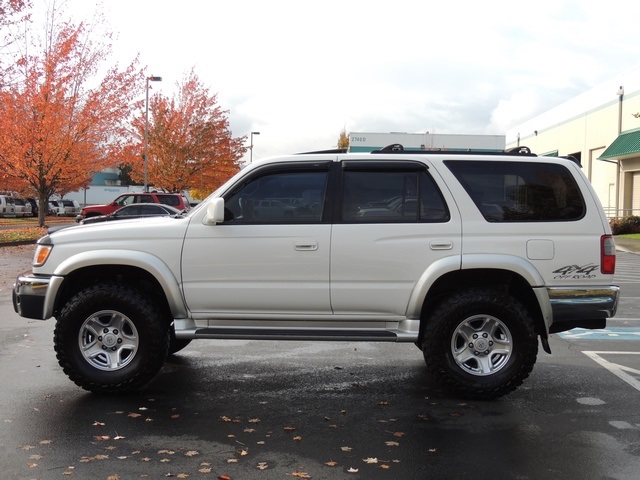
[[330, 159, 462, 316]]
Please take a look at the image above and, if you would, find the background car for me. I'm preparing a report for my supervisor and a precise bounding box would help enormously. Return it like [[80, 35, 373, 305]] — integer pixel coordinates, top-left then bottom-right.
[[55, 199, 81, 216], [80, 203, 181, 224], [0, 195, 16, 218], [12, 198, 31, 217], [47, 201, 62, 216], [78, 192, 189, 220]]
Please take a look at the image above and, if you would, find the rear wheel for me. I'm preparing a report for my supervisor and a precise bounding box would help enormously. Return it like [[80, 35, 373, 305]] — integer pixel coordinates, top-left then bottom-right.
[[54, 283, 170, 393], [422, 288, 538, 399]]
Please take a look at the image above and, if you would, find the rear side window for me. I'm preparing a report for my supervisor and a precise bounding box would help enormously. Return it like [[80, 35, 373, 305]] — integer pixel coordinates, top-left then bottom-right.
[[157, 195, 180, 207], [445, 160, 585, 222], [341, 169, 449, 223]]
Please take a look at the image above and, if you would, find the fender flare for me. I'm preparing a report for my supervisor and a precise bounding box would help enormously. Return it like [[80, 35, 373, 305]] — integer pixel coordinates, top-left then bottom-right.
[[47, 250, 187, 319], [405, 253, 547, 321]]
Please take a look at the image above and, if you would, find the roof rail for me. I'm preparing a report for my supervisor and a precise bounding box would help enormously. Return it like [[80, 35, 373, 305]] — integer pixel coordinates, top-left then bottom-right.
[[370, 144, 537, 156], [297, 148, 348, 154]]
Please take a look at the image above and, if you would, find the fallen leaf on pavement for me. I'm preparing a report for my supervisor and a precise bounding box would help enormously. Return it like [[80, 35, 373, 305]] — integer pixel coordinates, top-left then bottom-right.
[[291, 472, 311, 478]]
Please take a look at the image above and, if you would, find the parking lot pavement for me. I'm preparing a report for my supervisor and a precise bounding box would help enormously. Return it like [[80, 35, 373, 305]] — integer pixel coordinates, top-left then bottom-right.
[[0, 244, 33, 283], [1, 247, 640, 479]]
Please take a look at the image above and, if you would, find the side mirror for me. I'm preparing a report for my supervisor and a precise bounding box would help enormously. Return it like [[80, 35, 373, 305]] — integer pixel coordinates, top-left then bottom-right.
[[204, 197, 225, 225]]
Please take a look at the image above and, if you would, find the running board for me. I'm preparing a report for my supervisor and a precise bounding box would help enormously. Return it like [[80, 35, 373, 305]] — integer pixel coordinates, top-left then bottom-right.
[[188, 327, 399, 342]]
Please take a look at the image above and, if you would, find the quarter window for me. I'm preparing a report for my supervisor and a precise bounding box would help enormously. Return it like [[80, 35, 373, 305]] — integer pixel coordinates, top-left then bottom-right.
[[445, 160, 585, 222]]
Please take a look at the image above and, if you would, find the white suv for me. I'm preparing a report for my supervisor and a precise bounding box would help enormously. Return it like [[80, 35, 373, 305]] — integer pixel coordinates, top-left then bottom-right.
[[13, 146, 619, 399]]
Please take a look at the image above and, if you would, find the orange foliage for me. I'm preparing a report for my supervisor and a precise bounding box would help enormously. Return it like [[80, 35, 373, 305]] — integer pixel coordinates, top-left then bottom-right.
[[0, 19, 142, 225], [127, 68, 246, 192]]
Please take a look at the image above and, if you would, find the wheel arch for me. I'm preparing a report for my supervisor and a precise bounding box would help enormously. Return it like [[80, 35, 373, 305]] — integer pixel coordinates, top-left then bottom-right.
[[51, 251, 186, 320], [416, 268, 547, 346]]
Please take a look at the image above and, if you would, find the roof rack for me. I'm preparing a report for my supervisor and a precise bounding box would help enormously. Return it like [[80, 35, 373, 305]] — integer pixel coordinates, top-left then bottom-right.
[[295, 144, 537, 157], [297, 148, 348, 154], [370, 144, 536, 156]]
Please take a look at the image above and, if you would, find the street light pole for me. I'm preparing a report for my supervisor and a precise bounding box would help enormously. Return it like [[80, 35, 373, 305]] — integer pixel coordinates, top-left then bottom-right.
[[616, 86, 624, 217], [250, 131, 260, 163], [144, 75, 162, 192]]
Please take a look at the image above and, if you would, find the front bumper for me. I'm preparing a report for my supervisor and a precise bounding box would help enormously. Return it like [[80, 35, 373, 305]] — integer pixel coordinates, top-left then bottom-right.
[[547, 285, 620, 333], [13, 273, 60, 320]]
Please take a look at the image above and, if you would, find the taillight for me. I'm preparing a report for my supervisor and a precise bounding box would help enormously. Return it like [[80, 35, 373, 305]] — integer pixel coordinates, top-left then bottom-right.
[[601, 235, 616, 275]]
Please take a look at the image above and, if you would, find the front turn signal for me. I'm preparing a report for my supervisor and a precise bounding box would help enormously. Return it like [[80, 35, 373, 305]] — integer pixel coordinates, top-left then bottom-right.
[[33, 244, 53, 267]]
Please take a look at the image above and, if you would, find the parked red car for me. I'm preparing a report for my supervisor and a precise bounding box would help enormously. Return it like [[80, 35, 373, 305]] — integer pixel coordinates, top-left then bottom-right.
[[77, 192, 189, 221]]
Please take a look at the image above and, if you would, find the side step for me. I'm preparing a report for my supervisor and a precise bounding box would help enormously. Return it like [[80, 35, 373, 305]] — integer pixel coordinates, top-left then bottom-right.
[[190, 327, 398, 342]]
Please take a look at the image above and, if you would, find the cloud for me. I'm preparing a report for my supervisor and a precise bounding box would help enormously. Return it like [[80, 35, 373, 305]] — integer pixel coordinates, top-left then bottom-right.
[[63, 0, 640, 161]]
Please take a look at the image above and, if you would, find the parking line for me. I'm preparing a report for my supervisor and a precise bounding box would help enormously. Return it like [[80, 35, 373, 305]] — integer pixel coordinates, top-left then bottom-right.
[[559, 327, 640, 340], [583, 351, 640, 392]]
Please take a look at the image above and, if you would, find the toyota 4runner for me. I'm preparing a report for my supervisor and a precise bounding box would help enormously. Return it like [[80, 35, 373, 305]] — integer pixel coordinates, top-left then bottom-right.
[[13, 146, 619, 399]]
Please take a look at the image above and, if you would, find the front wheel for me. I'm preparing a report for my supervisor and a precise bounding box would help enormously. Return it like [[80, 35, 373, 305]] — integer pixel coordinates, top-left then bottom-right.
[[54, 283, 170, 393], [422, 288, 538, 399]]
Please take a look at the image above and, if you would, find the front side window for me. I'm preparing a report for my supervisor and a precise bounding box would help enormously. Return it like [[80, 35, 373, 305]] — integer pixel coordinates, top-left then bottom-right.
[[445, 160, 585, 222], [224, 169, 329, 224], [341, 169, 449, 223]]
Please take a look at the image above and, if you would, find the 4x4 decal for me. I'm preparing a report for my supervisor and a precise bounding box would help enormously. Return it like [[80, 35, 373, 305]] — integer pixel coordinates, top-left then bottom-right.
[[553, 264, 599, 279]]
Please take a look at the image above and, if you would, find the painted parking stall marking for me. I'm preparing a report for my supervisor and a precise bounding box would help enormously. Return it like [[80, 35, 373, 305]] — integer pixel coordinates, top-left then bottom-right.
[[559, 327, 640, 341], [614, 251, 640, 283], [583, 351, 640, 392]]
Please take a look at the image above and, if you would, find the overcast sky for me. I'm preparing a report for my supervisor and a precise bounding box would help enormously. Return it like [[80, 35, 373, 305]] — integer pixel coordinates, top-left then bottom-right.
[[61, 0, 640, 163]]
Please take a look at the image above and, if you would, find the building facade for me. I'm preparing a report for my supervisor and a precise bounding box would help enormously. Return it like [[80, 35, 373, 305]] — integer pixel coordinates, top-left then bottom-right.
[[349, 132, 505, 153], [506, 66, 640, 218]]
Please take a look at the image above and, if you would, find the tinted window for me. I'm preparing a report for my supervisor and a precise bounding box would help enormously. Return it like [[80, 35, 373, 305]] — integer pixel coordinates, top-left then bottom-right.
[[139, 205, 162, 215], [341, 170, 449, 223], [117, 205, 142, 216], [224, 170, 329, 224], [445, 160, 585, 222], [157, 195, 180, 207]]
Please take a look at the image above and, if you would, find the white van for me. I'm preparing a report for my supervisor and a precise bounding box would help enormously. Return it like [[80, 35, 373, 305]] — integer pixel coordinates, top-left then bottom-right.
[[0, 195, 16, 218]]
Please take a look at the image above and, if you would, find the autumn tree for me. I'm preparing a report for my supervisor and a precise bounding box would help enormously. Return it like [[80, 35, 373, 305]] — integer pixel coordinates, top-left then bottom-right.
[[128, 68, 246, 193], [0, 7, 143, 225], [337, 127, 349, 149]]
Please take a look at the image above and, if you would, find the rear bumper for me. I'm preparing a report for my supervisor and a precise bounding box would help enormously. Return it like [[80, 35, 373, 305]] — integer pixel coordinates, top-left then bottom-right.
[[547, 286, 619, 334]]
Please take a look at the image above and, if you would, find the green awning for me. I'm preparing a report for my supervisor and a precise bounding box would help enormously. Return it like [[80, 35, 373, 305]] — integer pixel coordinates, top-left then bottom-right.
[[600, 128, 640, 160]]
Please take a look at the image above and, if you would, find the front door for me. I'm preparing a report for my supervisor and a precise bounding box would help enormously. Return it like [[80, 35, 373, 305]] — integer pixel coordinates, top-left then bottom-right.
[[181, 163, 332, 317]]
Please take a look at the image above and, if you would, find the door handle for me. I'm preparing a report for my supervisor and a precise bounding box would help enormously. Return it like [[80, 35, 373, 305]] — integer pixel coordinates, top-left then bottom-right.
[[430, 240, 453, 250], [295, 242, 318, 251]]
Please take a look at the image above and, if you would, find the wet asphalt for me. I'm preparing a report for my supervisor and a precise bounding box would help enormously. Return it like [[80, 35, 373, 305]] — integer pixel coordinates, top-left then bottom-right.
[[1, 245, 639, 480]]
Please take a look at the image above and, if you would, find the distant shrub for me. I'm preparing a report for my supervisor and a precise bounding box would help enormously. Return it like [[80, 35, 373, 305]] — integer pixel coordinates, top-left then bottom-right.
[[610, 216, 640, 235]]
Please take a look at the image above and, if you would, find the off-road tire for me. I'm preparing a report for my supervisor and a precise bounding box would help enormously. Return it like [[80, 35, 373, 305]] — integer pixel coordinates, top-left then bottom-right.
[[54, 283, 170, 393], [422, 288, 538, 399]]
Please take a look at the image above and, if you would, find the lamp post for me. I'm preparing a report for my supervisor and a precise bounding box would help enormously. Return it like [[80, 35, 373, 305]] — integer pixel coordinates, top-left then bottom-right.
[[250, 131, 260, 163], [144, 75, 162, 192], [615, 86, 624, 217]]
